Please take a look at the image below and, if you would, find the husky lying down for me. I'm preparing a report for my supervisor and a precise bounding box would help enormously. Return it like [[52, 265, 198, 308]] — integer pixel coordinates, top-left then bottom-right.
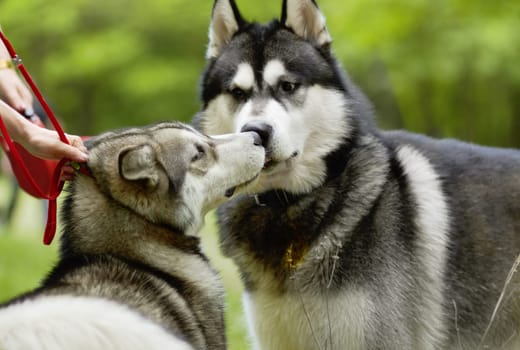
[[0, 122, 265, 350], [194, 0, 520, 349]]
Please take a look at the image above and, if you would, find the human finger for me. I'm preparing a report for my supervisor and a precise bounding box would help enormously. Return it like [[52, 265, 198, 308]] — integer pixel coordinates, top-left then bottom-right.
[[3, 88, 27, 112], [60, 165, 76, 181], [67, 134, 88, 155], [57, 142, 89, 163], [17, 84, 33, 108]]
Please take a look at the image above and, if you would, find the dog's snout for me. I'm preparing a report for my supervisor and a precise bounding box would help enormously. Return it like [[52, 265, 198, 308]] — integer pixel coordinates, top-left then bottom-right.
[[241, 123, 272, 148]]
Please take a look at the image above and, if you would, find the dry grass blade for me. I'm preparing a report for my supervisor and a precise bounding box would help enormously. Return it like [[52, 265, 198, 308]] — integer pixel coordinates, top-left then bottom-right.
[[477, 253, 520, 350]]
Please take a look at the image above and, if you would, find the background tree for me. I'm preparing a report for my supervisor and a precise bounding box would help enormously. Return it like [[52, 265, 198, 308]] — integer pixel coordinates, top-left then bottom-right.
[[0, 0, 519, 147], [1, 2, 519, 349]]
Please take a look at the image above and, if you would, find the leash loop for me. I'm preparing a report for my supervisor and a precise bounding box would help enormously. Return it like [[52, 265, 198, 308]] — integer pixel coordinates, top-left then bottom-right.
[[12, 55, 22, 66]]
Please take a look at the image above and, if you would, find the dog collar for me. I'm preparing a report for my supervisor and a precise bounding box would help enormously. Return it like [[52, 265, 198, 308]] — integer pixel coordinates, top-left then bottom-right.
[[71, 161, 94, 178], [284, 242, 309, 271]]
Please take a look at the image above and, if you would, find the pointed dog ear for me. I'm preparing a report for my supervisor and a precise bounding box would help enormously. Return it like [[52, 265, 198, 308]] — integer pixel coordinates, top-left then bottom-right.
[[119, 144, 160, 188], [207, 0, 244, 59], [281, 0, 331, 47]]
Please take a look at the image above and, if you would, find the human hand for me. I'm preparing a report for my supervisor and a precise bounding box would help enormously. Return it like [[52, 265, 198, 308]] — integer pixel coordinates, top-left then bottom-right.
[[1, 99, 88, 164], [18, 121, 89, 163]]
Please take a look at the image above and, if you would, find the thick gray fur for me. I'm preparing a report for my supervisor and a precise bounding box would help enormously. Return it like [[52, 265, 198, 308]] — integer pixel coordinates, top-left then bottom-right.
[[0, 121, 266, 350], [195, 1, 520, 349]]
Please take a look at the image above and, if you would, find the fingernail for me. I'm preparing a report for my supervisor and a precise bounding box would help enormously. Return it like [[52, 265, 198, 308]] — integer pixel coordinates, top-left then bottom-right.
[[79, 153, 89, 162], [23, 107, 34, 118]]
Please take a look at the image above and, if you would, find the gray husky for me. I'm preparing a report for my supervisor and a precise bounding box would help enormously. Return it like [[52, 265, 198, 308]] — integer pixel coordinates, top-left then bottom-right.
[[194, 0, 520, 349], [0, 122, 265, 350]]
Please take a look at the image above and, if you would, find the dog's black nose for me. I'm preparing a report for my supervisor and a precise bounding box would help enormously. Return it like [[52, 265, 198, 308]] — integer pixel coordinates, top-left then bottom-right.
[[241, 123, 272, 148]]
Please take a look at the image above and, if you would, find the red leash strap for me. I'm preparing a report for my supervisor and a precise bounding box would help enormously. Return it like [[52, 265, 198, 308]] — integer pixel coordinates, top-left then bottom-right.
[[0, 30, 75, 245], [44, 158, 68, 244], [0, 31, 69, 144]]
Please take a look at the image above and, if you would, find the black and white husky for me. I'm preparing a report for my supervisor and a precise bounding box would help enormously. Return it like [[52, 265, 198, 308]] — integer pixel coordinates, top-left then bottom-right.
[[194, 0, 520, 349], [0, 122, 265, 350]]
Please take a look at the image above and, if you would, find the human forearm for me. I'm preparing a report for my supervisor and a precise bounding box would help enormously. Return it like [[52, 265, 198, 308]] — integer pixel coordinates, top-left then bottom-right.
[[0, 39, 10, 59], [0, 36, 33, 111], [0, 98, 26, 140], [0, 100, 88, 162]]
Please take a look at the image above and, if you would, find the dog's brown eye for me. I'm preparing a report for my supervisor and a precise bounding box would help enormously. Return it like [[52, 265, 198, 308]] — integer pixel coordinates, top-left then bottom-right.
[[230, 87, 247, 101], [192, 145, 206, 162], [280, 81, 298, 94]]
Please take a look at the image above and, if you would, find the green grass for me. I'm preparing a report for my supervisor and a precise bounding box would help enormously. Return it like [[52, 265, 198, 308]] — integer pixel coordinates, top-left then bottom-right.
[[0, 176, 249, 349], [0, 233, 57, 301]]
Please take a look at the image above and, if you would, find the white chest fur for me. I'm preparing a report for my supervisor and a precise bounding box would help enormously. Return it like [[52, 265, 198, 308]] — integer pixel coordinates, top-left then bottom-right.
[[244, 289, 370, 350]]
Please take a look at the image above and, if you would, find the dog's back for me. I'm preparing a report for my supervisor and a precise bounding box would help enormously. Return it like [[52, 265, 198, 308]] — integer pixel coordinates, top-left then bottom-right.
[[1, 299, 190, 350]]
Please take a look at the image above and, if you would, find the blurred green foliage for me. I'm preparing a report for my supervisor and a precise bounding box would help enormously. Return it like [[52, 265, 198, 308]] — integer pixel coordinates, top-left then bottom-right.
[[0, 0, 519, 147]]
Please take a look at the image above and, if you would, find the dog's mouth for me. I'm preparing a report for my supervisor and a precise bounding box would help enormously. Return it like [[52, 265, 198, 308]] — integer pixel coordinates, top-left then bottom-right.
[[225, 173, 261, 198], [224, 150, 299, 197], [262, 151, 299, 171]]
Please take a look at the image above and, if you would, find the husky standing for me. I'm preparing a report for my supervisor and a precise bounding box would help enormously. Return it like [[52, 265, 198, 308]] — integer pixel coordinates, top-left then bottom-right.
[[194, 0, 520, 349], [0, 122, 265, 350]]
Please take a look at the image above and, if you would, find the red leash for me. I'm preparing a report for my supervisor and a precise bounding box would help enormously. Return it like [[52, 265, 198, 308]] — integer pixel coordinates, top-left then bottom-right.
[[0, 31, 69, 144], [0, 30, 87, 245]]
